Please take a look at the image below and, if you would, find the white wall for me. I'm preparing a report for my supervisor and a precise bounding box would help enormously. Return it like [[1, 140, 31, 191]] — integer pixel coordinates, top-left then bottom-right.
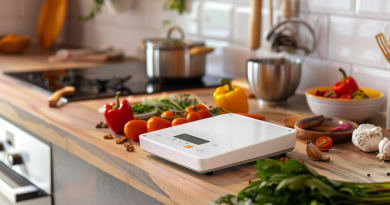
[[0, 0, 44, 42]]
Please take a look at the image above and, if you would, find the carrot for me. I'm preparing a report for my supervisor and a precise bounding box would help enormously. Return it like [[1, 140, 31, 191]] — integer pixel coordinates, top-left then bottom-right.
[[237, 113, 265, 120]]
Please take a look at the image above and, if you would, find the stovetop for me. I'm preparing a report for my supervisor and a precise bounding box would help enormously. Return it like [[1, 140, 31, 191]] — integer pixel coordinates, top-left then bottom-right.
[[4, 61, 223, 101]]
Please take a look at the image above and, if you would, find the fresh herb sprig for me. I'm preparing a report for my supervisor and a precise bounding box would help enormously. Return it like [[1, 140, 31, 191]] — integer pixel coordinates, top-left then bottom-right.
[[78, 0, 103, 21], [212, 159, 390, 205], [142, 93, 206, 113], [131, 104, 156, 115], [163, 0, 186, 14]]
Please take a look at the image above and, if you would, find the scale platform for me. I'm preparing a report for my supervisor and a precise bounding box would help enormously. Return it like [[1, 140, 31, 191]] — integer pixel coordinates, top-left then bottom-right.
[[140, 114, 296, 174]]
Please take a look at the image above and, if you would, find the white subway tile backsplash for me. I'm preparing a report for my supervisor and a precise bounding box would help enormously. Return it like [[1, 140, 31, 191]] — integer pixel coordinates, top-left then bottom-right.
[[352, 64, 389, 111], [200, 1, 232, 40], [299, 13, 328, 58], [355, 0, 390, 20], [296, 58, 351, 93], [233, 6, 250, 45], [20, 0, 44, 17], [0, 20, 36, 37], [300, 0, 355, 15], [328, 16, 390, 69], [0, 0, 21, 17]]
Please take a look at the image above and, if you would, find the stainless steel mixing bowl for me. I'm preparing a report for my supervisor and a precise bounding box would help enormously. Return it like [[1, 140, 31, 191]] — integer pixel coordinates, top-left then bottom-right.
[[246, 58, 302, 105]]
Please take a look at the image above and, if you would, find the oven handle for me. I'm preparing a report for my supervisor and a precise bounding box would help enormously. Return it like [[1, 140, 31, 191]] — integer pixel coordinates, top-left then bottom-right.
[[0, 179, 39, 203], [0, 162, 51, 205]]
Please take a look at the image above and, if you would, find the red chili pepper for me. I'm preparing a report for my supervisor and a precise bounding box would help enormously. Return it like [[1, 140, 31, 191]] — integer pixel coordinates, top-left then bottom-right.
[[333, 68, 359, 95], [104, 92, 134, 134], [338, 89, 353, 99]]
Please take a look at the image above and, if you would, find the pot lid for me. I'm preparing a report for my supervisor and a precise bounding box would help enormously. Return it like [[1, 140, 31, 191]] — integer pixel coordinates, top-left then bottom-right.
[[144, 26, 204, 49]]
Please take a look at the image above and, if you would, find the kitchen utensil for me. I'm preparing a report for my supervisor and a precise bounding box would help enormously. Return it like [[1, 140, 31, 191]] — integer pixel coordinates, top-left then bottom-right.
[[38, 0, 67, 49], [305, 86, 384, 123], [281, 0, 299, 18], [247, 58, 302, 105], [268, 0, 273, 27], [49, 86, 75, 107], [50, 45, 113, 61], [283, 116, 304, 128], [249, 0, 262, 51], [140, 114, 296, 174], [294, 117, 358, 144], [266, 18, 316, 55], [48, 49, 124, 62], [142, 26, 214, 79], [375, 33, 390, 65]]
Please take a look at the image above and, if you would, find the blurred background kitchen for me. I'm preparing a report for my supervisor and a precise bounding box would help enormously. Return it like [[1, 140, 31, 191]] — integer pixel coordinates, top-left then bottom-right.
[[0, 0, 389, 111]]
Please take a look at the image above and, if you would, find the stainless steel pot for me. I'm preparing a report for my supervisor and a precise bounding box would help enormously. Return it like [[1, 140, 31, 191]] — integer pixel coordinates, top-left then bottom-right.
[[247, 58, 302, 105], [141, 26, 214, 79]]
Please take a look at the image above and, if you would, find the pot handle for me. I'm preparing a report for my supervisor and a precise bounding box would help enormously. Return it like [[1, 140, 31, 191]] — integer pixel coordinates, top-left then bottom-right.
[[187, 46, 214, 55], [166, 26, 185, 39], [138, 41, 145, 49]]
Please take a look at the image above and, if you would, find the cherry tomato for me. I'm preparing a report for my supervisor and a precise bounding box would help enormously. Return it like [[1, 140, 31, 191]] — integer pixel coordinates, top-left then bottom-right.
[[172, 118, 191, 126], [124, 120, 147, 141], [147, 116, 171, 132], [316, 136, 333, 151], [161, 111, 175, 122], [187, 112, 202, 122], [185, 104, 211, 119]]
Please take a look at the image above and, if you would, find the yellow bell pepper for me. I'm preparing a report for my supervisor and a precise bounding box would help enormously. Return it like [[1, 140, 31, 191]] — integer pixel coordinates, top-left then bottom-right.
[[213, 79, 249, 113]]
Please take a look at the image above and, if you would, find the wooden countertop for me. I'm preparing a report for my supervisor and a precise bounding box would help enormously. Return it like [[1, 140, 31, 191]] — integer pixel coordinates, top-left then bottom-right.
[[0, 50, 390, 205]]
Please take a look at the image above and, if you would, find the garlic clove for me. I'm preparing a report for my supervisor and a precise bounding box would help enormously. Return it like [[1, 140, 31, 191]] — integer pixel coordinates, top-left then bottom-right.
[[306, 140, 329, 161]]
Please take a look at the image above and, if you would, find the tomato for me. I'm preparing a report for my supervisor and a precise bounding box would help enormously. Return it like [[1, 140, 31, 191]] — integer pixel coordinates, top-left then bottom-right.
[[124, 120, 147, 141], [172, 118, 191, 126], [185, 104, 211, 119], [316, 136, 333, 151], [161, 111, 175, 122], [147, 116, 171, 132], [187, 112, 202, 122]]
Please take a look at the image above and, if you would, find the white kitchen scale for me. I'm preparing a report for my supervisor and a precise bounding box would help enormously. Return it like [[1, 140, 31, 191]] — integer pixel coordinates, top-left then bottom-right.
[[140, 114, 296, 174]]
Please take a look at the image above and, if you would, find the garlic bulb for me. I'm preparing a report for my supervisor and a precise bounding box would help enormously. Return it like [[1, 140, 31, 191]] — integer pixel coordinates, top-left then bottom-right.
[[352, 124, 383, 152], [377, 137, 390, 160]]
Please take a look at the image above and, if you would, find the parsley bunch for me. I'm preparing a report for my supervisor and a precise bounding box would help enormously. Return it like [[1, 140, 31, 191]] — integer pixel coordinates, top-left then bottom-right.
[[212, 159, 390, 205]]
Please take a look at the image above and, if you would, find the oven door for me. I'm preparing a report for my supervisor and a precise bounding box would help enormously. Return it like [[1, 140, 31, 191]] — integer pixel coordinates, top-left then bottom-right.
[[0, 162, 51, 205]]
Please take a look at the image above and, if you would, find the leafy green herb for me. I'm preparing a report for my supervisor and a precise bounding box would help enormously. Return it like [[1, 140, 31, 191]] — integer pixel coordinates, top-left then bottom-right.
[[212, 159, 390, 205], [131, 104, 156, 115], [78, 0, 103, 21], [142, 93, 206, 114], [162, 19, 172, 29], [163, 0, 186, 14]]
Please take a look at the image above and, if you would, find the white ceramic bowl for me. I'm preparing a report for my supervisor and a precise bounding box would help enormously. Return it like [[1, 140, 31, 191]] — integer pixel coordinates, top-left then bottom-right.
[[305, 86, 384, 123]]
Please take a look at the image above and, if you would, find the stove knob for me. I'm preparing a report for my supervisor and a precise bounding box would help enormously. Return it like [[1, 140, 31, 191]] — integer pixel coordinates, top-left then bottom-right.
[[8, 154, 23, 165]]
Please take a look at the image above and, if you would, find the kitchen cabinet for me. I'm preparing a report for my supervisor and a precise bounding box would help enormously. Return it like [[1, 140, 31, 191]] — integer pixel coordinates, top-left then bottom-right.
[[52, 144, 163, 205]]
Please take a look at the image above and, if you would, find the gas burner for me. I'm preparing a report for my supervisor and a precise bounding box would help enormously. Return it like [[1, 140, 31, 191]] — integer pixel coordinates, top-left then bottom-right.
[[4, 62, 223, 102], [109, 75, 132, 94], [58, 75, 76, 86], [96, 79, 110, 93]]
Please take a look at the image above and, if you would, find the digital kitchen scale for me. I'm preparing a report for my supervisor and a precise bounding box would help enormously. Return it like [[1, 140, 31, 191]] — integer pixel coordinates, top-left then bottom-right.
[[140, 114, 296, 174]]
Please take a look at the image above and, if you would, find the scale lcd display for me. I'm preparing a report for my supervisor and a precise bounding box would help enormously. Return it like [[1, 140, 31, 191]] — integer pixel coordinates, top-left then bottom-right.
[[174, 134, 209, 145]]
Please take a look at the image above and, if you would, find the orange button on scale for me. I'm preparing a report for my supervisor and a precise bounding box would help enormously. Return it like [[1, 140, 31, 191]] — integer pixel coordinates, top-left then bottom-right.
[[183, 145, 193, 149]]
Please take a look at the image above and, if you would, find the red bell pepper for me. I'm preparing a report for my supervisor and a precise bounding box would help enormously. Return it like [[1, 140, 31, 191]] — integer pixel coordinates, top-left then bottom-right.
[[104, 92, 134, 134], [333, 68, 359, 95]]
